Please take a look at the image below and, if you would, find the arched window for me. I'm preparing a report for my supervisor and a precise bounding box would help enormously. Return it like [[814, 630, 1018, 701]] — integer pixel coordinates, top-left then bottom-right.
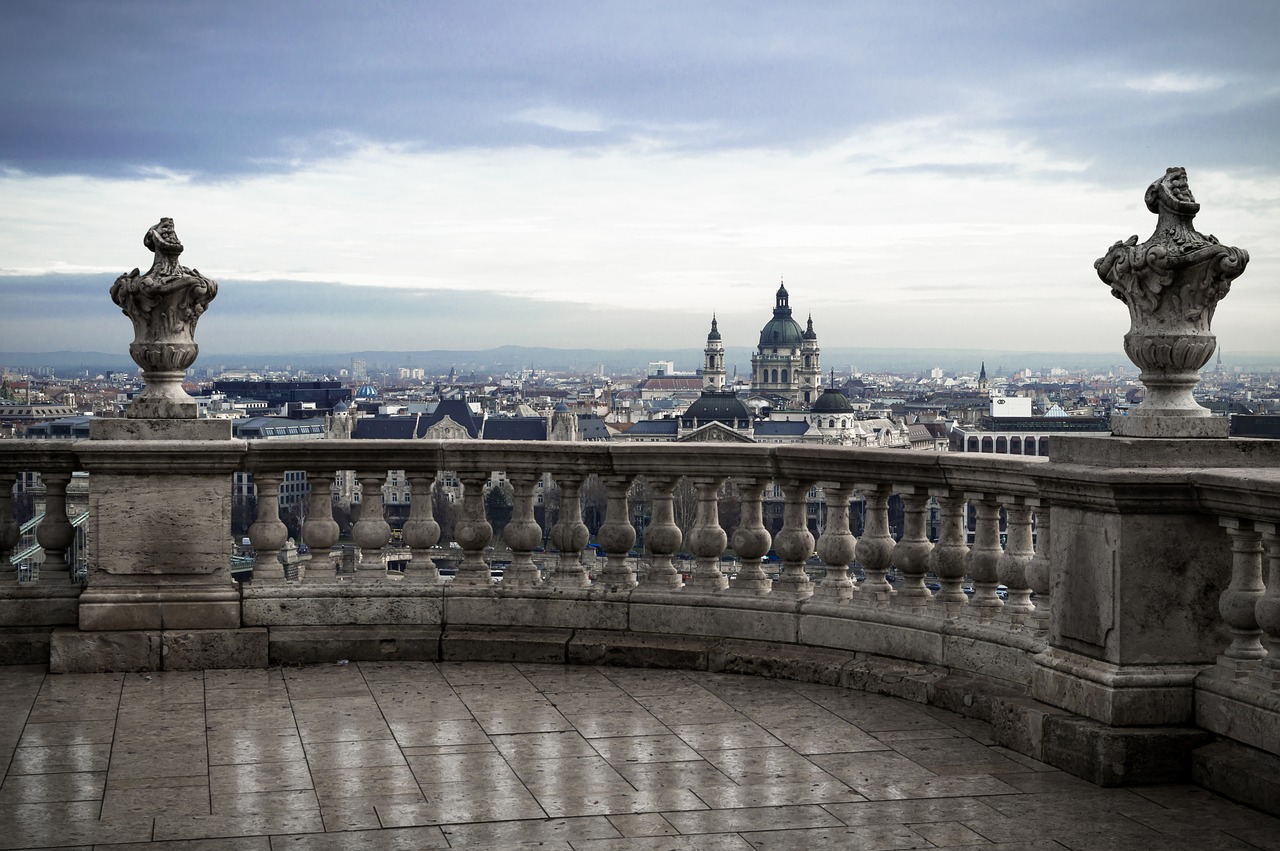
[[804, 355, 811, 368], [771, 369, 778, 383], [996, 436, 1007, 453], [981, 436, 994, 453], [1038, 437, 1050, 456], [841, 419, 847, 428], [829, 418, 835, 428], [1010, 437, 1022, 455], [967, 437, 979, 452], [781, 369, 789, 383]]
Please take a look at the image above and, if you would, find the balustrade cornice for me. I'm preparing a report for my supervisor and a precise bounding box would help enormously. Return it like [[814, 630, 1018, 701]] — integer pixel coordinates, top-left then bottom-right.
[[609, 442, 778, 480], [1032, 463, 1213, 514], [75, 439, 246, 475], [442, 440, 611, 476], [0, 442, 81, 475], [244, 439, 443, 474], [1192, 469, 1280, 524]]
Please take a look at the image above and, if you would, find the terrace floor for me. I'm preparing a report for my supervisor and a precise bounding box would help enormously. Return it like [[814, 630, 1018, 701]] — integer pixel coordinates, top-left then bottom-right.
[[1, 661, 1278, 851]]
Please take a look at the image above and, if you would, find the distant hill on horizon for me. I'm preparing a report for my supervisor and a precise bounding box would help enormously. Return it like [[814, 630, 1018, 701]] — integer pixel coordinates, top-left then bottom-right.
[[5, 346, 1280, 377]]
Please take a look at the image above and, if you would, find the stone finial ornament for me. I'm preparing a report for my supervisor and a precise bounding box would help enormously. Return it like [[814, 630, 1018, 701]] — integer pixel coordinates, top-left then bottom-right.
[[1095, 167, 1248, 437], [110, 218, 218, 418]]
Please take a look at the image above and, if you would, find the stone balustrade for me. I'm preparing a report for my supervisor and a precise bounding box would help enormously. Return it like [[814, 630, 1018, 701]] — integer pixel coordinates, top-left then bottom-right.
[[3, 435, 1280, 798]]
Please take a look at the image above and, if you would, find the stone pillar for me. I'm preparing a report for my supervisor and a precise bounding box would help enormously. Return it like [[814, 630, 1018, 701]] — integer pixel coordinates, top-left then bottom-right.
[[813, 482, 856, 602], [997, 496, 1036, 619], [1025, 501, 1051, 632], [596, 475, 637, 592], [34, 473, 75, 583], [0, 475, 16, 582], [1255, 523, 1280, 689], [351, 474, 391, 582], [729, 478, 773, 596], [965, 494, 1004, 614], [855, 485, 894, 603], [640, 476, 682, 589], [685, 476, 729, 592], [891, 488, 932, 607], [928, 490, 969, 609], [771, 479, 814, 600], [501, 473, 543, 587], [453, 472, 494, 587], [246, 474, 289, 584], [302, 475, 340, 583], [549, 474, 590, 587], [1216, 518, 1265, 675], [402, 474, 442, 584]]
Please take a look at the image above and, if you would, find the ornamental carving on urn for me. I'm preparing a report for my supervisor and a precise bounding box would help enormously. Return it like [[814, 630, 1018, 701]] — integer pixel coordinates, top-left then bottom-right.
[[1094, 168, 1248, 434], [110, 218, 218, 418]]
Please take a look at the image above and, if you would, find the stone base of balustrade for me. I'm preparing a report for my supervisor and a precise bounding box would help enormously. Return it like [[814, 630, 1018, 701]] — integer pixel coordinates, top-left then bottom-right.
[[1192, 740, 1280, 820], [1033, 647, 1203, 726], [48, 626, 267, 673], [1195, 668, 1280, 758], [1110, 413, 1230, 439], [89, 418, 232, 441], [78, 585, 241, 631], [0, 585, 84, 663]]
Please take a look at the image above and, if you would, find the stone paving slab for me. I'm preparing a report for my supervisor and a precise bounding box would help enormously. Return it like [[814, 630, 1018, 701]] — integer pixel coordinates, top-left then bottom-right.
[[0, 661, 1276, 849]]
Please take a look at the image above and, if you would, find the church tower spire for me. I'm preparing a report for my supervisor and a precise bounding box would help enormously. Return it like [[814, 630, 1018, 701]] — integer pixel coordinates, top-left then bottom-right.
[[703, 313, 726, 390]]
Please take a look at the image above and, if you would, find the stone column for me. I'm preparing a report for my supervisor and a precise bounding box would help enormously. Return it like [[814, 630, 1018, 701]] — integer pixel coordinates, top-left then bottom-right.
[[402, 474, 442, 584], [965, 494, 1004, 614], [997, 497, 1036, 619], [729, 478, 773, 596], [596, 475, 637, 592], [1216, 518, 1265, 675], [640, 476, 683, 589], [246, 474, 288, 584], [771, 479, 814, 600], [685, 476, 729, 592], [34, 473, 75, 583], [1255, 522, 1280, 689], [0, 475, 17, 582], [855, 485, 894, 603], [453, 472, 494, 587], [501, 473, 543, 587], [1025, 501, 1051, 632], [813, 482, 856, 602], [549, 474, 590, 587], [891, 488, 932, 607], [351, 473, 391, 582], [301, 475, 340, 583], [928, 490, 969, 608]]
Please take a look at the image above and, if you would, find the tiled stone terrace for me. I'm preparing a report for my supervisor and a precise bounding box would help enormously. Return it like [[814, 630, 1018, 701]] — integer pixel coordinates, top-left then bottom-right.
[[2, 661, 1278, 851]]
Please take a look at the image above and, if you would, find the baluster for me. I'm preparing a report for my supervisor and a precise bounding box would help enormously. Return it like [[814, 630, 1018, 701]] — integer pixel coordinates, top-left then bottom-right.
[[247, 473, 289, 583], [1255, 522, 1280, 689], [855, 484, 894, 603], [453, 472, 494, 586], [729, 478, 773, 595], [685, 476, 729, 592], [34, 472, 74, 583], [549, 473, 590, 587], [1025, 501, 1051, 631], [0, 475, 17, 582], [352, 473, 391, 582], [997, 496, 1036, 619], [928, 489, 969, 607], [1217, 518, 1265, 675], [813, 482, 856, 602], [597, 474, 637, 591], [771, 478, 814, 599], [501, 472, 543, 587], [965, 493, 1004, 613], [301, 474, 340, 583], [403, 473, 442, 584], [641, 476, 682, 589], [892, 488, 932, 606]]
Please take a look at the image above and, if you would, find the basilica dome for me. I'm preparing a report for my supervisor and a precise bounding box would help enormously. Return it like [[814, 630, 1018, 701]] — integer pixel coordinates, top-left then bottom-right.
[[758, 283, 804, 348]]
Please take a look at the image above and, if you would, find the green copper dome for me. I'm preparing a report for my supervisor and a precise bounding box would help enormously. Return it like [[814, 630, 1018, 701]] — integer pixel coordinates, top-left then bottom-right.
[[758, 283, 804, 348]]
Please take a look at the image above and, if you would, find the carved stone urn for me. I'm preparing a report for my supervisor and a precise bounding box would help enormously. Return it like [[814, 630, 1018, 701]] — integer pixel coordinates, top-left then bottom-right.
[[110, 218, 218, 418], [1095, 168, 1248, 437]]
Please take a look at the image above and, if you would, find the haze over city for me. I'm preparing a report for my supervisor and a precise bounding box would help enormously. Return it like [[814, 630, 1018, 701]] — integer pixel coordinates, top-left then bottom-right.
[[2, 1, 1278, 358]]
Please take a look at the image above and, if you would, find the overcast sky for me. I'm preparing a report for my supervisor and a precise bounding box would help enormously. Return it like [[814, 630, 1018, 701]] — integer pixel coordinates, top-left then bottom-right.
[[2, 1, 1277, 359]]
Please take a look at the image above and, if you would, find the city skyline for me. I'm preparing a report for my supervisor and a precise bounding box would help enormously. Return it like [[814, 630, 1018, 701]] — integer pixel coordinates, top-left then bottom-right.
[[2, 1, 1279, 356]]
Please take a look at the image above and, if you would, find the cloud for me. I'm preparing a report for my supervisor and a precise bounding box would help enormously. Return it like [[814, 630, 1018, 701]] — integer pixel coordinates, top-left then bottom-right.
[[1124, 72, 1227, 94], [513, 107, 608, 134]]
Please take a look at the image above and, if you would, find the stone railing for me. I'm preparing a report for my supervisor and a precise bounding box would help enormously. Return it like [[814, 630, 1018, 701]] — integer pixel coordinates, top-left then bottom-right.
[[3, 435, 1280, 794]]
